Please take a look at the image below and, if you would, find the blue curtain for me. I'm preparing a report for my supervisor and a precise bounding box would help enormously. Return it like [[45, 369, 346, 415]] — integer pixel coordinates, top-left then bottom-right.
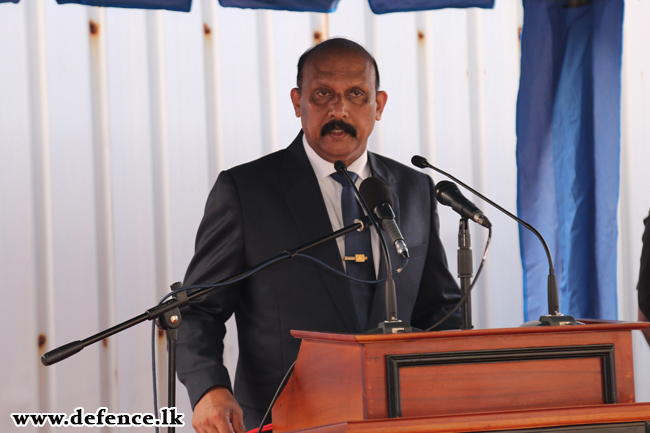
[[56, 0, 191, 12], [516, 0, 623, 321], [51, 0, 492, 13], [368, 0, 493, 14], [219, 0, 492, 13], [219, 0, 339, 12]]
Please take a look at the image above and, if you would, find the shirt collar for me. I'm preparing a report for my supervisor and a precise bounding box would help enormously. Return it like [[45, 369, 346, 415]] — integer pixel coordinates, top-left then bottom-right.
[[302, 133, 371, 181]]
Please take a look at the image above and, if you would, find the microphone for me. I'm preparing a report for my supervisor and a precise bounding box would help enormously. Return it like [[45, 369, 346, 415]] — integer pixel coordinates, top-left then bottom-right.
[[359, 177, 410, 260], [435, 181, 492, 228], [411, 155, 579, 326]]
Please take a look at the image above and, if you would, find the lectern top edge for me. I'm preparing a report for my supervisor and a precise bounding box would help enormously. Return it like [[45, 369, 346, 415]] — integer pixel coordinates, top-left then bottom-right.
[[290, 320, 649, 343]]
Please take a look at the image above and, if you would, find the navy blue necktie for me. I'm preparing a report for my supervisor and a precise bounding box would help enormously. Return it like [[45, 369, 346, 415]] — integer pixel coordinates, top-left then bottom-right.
[[330, 171, 375, 331]]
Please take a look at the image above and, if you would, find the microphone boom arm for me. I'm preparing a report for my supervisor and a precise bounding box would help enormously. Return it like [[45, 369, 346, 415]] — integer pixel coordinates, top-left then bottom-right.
[[41, 218, 374, 367]]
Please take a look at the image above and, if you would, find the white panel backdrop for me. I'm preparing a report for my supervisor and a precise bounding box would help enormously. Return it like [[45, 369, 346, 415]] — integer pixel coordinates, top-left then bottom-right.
[[0, 0, 648, 431]]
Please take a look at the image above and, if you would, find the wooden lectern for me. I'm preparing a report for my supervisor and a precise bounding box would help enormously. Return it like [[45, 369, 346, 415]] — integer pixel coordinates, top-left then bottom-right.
[[273, 321, 650, 433]]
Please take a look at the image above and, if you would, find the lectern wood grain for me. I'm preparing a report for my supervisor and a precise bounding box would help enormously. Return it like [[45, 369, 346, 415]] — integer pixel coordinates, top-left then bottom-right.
[[273, 340, 366, 429]]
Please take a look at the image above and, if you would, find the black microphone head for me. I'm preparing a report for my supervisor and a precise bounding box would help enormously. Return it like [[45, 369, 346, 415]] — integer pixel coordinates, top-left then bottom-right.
[[411, 155, 429, 169], [435, 180, 491, 227], [359, 177, 394, 210], [434, 180, 459, 207], [334, 160, 348, 172]]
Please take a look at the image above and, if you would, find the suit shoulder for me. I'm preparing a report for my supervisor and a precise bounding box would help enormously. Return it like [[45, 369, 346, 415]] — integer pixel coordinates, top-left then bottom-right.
[[226, 148, 287, 178], [371, 153, 433, 186]]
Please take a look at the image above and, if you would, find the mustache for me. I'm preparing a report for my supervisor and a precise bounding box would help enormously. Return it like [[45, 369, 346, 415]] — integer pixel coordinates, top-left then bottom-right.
[[320, 119, 357, 137]]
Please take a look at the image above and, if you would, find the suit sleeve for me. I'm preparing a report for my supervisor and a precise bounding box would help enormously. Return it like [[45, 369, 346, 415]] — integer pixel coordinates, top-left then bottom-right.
[[410, 175, 462, 330], [176, 171, 245, 409], [639, 212, 650, 320]]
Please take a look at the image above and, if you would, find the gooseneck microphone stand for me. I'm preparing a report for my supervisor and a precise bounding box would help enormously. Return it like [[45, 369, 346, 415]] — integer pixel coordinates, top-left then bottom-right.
[[412, 155, 579, 326], [458, 218, 473, 330], [41, 217, 374, 432]]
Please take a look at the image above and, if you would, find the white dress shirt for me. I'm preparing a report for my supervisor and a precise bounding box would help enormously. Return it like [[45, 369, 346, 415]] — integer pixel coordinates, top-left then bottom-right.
[[302, 134, 381, 276]]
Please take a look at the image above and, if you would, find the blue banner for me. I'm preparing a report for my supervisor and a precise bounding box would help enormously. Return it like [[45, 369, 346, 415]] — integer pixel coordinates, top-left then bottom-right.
[[46, 0, 494, 13], [516, 0, 623, 321], [56, 0, 191, 12], [368, 0, 493, 14], [219, 0, 339, 12], [219, 0, 492, 14]]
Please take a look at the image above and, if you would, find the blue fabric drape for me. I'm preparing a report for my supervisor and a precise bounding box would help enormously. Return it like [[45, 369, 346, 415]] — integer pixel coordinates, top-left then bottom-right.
[[219, 0, 492, 13], [516, 0, 623, 321], [56, 0, 191, 12], [219, 0, 339, 13], [368, 0, 493, 14], [24, 0, 493, 13], [0, 0, 20, 3]]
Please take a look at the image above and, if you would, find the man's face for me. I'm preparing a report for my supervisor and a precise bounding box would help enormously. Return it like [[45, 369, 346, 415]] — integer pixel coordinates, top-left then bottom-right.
[[290, 49, 388, 167]]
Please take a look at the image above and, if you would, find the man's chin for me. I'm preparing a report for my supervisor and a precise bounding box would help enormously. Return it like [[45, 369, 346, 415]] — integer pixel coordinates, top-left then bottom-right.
[[320, 137, 359, 155], [322, 144, 366, 166]]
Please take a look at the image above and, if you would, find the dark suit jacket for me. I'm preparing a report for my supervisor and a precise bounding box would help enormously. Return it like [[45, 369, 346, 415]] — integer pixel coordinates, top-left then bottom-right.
[[177, 132, 461, 428], [639, 212, 650, 320]]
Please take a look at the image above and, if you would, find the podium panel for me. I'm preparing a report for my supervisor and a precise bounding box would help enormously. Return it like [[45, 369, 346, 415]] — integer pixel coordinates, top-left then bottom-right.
[[395, 351, 606, 416], [389, 344, 615, 417]]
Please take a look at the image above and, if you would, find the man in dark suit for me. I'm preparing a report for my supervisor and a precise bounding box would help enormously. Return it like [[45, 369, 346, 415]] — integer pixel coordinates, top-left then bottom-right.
[[177, 38, 461, 433]]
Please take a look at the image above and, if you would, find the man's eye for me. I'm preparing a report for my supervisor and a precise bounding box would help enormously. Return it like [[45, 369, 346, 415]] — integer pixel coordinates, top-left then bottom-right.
[[350, 91, 364, 97], [316, 90, 330, 97]]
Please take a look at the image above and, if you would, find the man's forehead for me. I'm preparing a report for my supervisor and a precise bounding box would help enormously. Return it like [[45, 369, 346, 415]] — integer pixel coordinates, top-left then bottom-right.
[[302, 52, 376, 87], [305, 49, 373, 70]]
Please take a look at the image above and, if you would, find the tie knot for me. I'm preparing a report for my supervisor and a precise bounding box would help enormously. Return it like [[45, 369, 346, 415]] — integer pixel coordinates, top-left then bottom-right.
[[331, 171, 358, 187]]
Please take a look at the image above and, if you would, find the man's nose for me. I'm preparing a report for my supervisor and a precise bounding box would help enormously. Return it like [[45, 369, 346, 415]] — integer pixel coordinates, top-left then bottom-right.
[[328, 94, 349, 118]]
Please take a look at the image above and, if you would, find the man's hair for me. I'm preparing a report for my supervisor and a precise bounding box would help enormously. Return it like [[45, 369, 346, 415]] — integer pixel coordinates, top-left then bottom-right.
[[296, 38, 381, 92]]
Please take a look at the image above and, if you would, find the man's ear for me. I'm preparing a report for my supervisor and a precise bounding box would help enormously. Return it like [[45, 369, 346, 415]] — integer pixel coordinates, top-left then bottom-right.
[[290, 88, 301, 118], [375, 91, 388, 121]]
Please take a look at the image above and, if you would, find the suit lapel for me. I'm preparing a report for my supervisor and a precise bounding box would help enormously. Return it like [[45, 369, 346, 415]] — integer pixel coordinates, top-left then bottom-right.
[[279, 133, 361, 333]]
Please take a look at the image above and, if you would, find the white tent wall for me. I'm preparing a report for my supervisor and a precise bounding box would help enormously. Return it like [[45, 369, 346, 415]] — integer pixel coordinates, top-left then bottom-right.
[[0, 0, 647, 431]]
